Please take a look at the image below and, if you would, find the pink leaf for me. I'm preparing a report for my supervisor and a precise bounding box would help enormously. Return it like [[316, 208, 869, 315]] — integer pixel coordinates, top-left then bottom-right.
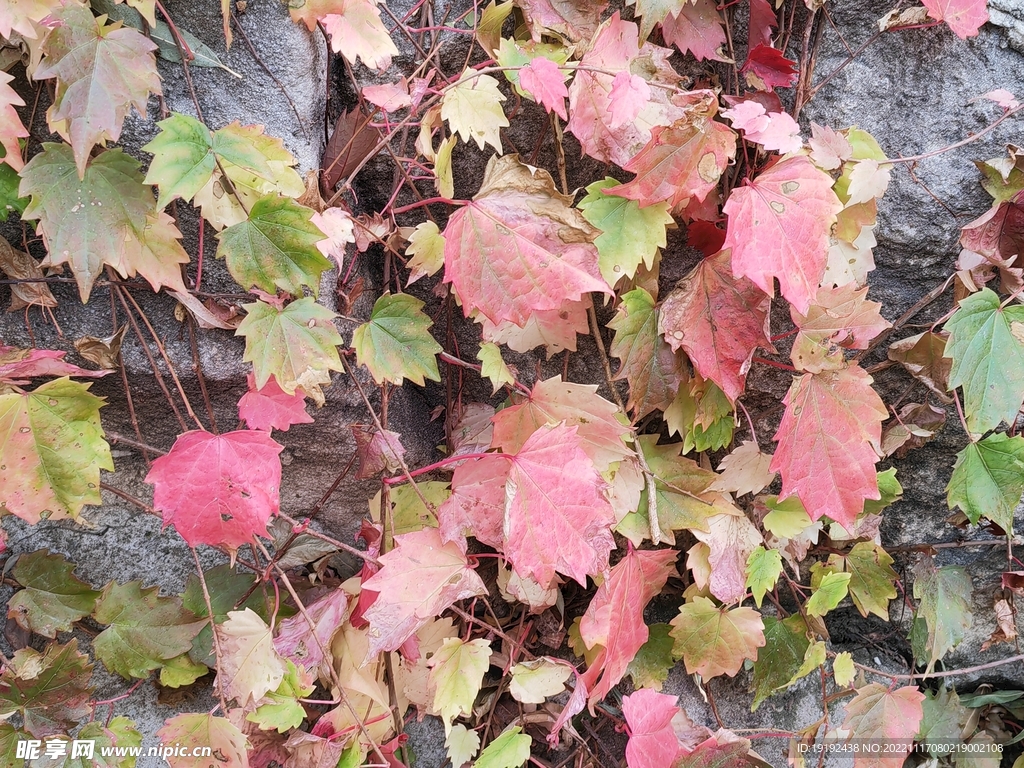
[[771, 365, 887, 527], [660, 0, 729, 62], [438, 454, 508, 550], [237, 373, 313, 432], [519, 57, 568, 120], [146, 430, 283, 550], [274, 588, 351, 673], [608, 71, 651, 130], [691, 511, 763, 604], [723, 155, 843, 314], [361, 527, 486, 656], [362, 79, 413, 111], [921, 0, 988, 38], [622, 689, 683, 768], [0, 71, 27, 170], [579, 548, 677, 705], [0, 345, 111, 385], [351, 426, 406, 479]]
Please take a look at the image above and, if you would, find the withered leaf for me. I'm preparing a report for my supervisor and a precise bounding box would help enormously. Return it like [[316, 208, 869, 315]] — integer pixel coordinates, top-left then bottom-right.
[[74, 326, 128, 369], [322, 108, 381, 190], [0, 238, 57, 312]]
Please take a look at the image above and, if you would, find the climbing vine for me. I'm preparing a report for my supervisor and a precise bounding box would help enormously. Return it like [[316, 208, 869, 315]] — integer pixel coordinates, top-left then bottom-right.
[[1, 0, 1022, 766]]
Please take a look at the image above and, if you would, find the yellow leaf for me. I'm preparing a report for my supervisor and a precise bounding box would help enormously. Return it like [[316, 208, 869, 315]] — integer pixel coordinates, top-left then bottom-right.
[[441, 73, 508, 153]]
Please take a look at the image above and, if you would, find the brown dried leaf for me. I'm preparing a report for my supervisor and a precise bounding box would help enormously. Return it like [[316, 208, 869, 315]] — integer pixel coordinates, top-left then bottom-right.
[[981, 597, 1017, 650], [887, 331, 953, 403], [0, 239, 57, 312], [74, 326, 127, 369], [322, 108, 381, 189], [880, 402, 946, 458]]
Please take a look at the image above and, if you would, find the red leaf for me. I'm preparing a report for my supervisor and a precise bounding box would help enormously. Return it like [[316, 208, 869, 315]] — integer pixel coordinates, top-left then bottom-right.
[[741, 44, 798, 91], [610, 97, 737, 209], [237, 373, 312, 432], [361, 527, 486, 656], [771, 365, 887, 526], [519, 57, 568, 120], [659, 250, 773, 401], [0, 345, 111, 385], [921, 0, 988, 38], [351, 426, 406, 479], [443, 155, 608, 327], [686, 221, 726, 256], [579, 548, 677, 705], [622, 689, 682, 768], [723, 155, 842, 314], [146, 430, 283, 550], [660, 0, 729, 62], [491, 376, 632, 471], [502, 424, 617, 587], [961, 191, 1024, 265], [748, 0, 777, 48]]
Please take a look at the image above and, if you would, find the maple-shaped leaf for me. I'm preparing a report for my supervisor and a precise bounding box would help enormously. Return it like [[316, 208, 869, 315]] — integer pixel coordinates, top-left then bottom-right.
[[0, 71, 27, 171], [477, 342, 516, 394], [608, 287, 686, 418], [922, 0, 988, 38], [443, 154, 607, 327], [491, 376, 631, 471], [438, 451, 508, 550], [708, 441, 776, 497], [771, 365, 887, 527], [622, 689, 682, 768], [8, 550, 100, 638], [805, 570, 851, 617], [158, 714, 248, 768], [692, 510, 763, 604], [887, 331, 952, 403], [721, 99, 802, 154], [216, 608, 287, 707], [610, 98, 737, 210], [670, 597, 765, 678], [362, 79, 413, 112], [825, 542, 898, 620], [19, 144, 188, 301], [353, 292, 442, 386], [660, 249, 772, 401], [944, 287, 1024, 434], [0, 0, 61, 39], [362, 527, 486, 656], [92, 581, 204, 680], [475, 726, 532, 768], [237, 373, 313, 432], [500, 423, 617, 587], [441, 71, 508, 152], [748, 0, 777, 47], [406, 220, 446, 285], [0, 345, 110, 386], [72, 717, 144, 766], [789, 284, 890, 373], [216, 194, 331, 297], [608, 71, 651, 130], [509, 658, 572, 703], [947, 432, 1024, 533], [566, 13, 690, 166], [289, 0, 399, 69], [579, 548, 676, 704], [808, 122, 853, 171], [578, 178, 672, 286], [0, 378, 113, 524], [429, 637, 492, 733], [273, 587, 350, 674], [35, 2, 160, 176], [751, 615, 808, 709], [478, 297, 591, 358], [842, 684, 924, 766], [519, 56, 568, 120], [245, 659, 314, 733], [236, 298, 344, 395], [182, 565, 269, 666], [660, 0, 729, 62], [724, 155, 842, 314], [960, 191, 1024, 276], [0, 640, 92, 737], [146, 429, 283, 550], [741, 44, 798, 91], [912, 559, 973, 672]]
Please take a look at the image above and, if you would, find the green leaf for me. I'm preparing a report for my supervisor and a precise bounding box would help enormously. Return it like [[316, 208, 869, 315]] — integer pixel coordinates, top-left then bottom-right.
[[788, 640, 827, 686], [142, 113, 217, 206], [918, 687, 968, 756], [159, 654, 209, 688], [8, 550, 101, 637], [0, 724, 27, 766], [665, 377, 735, 453], [149, 21, 236, 73], [761, 495, 814, 538], [0, 378, 113, 523], [478, 341, 515, 394], [912, 559, 973, 673], [429, 638, 492, 733], [217, 194, 331, 297], [579, 177, 672, 286], [863, 467, 902, 515], [474, 726, 532, 768], [751, 616, 809, 710], [92, 581, 205, 679], [246, 660, 314, 732], [182, 565, 271, 667], [832, 542, 898, 620], [372, 481, 447, 548], [626, 623, 675, 690], [353, 293, 442, 386], [805, 571, 851, 617], [406, 220, 446, 284], [67, 717, 144, 767], [947, 432, 1024, 534], [237, 298, 344, 395], [944, 287, 1024, 434], [0, 640, 93, 737], [0, 161, 27, 221], [745, 547, 782, 608]]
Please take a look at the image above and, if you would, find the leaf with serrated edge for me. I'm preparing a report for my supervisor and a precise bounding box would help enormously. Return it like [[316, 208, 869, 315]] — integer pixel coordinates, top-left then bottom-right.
[[804, 571, 850, 617], [477, 341, 515, 394], [353, 292, 442, 386], [406, 220, 446, 284], [237, 372, 313, 432], [441, 71, 508, 152], [0, 378, 113, 523], [708, 441, 776, 496], [474, 726, 532, 768], [92, 581, 204, 680], [236, 298, 344, 395], [510, 658, 571, 703], [831, 542, 898, 620], [445, 723, 480, 768], [745, 546, 782, 608], [751, 615, 808, 710], [912, 559, 972, 672], [691, 510, 763, 605], [157, 714, 248, 768], [215, 608, 287, 707], [670, 596, 765, 678], [8, 550, 100, 638], [947, 433, 1024, 534], [842, 684, 924, 767], [429, 637, 491, 733], [0, 640, 93, 737]]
